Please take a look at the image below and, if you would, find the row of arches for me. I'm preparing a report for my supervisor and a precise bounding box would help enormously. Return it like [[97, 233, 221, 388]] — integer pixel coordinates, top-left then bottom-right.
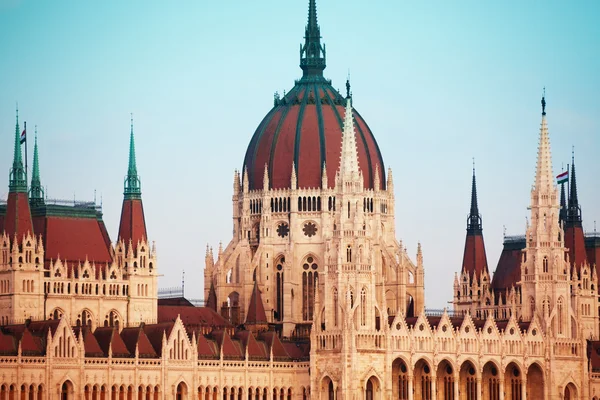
[[44, 282, 131, 297], [0, 384, 44, 400], [191, 384, 302, 400], [271, 197, 291, 213], [49, 308, 121, 328], [298, 196, 321, 212], [83, 384, 161, 400]]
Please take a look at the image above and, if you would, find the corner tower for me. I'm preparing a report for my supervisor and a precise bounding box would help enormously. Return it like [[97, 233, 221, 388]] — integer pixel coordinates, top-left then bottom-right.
[[115, 116, 157, 324], [454, 166, 491, 316], [4, 108, 33, 239]]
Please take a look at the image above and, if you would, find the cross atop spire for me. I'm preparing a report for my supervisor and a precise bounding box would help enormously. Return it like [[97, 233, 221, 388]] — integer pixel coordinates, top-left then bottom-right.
[[9, 106, 27, 193], [533, 92, 554, 193], [300, 0, 326, 77], [30, 126, 44, 206], [124, 114, 141, 199], [467, 162, 482, 234]]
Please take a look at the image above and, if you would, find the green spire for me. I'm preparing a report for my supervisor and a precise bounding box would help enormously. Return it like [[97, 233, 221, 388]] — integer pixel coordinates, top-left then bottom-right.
[[300, 0, 326, 77], [9, 106, 27, 193], [29, 126, 44, 206], [124, 114, 141, 199]]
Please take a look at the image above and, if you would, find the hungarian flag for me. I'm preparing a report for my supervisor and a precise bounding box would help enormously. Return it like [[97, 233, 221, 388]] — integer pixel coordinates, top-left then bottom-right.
[[20, 128, 26, 144], [556, 171, 568, 184]]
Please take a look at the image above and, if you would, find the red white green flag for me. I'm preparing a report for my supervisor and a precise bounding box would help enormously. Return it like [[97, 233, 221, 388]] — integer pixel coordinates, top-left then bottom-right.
[[556, 171, 568, 184]]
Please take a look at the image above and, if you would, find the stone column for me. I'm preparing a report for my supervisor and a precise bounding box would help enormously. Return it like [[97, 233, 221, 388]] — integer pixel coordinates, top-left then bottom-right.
[[521, 378, 527, 400], [430, 372, 436, 400], [407, 375, 413, 400], [476, 377, 482, 400], [453, 373, 459, 400], [498, 373, 504, 400]]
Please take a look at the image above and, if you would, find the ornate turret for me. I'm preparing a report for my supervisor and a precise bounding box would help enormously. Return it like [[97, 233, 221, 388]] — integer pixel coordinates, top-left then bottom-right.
[[337, 97, 362, 191], [4, 108, 33, 238], [461, 165, 488, 278], [117, 116, 148, 248], [564, 152, 587, 268], [29, 127, 44, 207], [300, 0, 326, 78], [559, 176, 567, 225]]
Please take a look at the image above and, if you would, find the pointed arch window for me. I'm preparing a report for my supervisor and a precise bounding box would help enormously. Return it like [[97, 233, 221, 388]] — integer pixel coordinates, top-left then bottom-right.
[[276, 258, 285, 321], [346, 246, 352, 263], [302, 257, 318, 321], [333, 288, 338, 327], [557, 297, 564, 335], [360, 288, 367, 326], [542, 256, 549, 273]]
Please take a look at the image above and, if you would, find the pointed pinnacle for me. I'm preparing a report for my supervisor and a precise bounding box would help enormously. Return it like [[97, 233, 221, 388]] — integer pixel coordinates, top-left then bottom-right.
[[124, 115, 141, 199], [9, 106, 27, 193]]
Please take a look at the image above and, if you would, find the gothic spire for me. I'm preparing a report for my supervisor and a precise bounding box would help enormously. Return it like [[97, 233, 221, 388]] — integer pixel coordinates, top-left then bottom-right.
[[566, 151, 582, 226], [299, 0, 326, 77], [467, 163, 482, 234], [533, 92, 555, 195], [559, 178, 567, 225], [29, 126, 44, 206], [9, 107, 27, 193], [339, 97, 360, 178], [124, 114, 141, 199]]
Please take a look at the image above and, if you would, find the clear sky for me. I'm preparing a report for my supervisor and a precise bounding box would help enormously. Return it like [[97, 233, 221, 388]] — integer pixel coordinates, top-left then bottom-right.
[[0, 0, 598, 309]]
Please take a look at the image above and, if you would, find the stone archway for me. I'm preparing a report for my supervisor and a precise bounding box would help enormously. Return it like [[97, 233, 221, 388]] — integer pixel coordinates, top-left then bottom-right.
[[364, 376, 380, 400], [392, 358, 409, 400], [176, 382, 188, 400], [504, 362, 522, 400], [60, 381, 74, 400], [414, 359, 432, 400], [482, 361, 501, 400], [320, 376, 335, 400], [459, 360, 477, 400], [436, 359, 455, 400], [526, 363, 544, 399], [564, 383, 577, 400]]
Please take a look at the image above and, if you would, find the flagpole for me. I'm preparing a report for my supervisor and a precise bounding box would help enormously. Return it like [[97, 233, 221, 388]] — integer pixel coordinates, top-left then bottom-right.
[[24, 121, 28, 178]]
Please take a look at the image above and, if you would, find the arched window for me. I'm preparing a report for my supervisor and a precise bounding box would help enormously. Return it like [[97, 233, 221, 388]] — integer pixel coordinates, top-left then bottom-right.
[[346, 246, 352, 263], [360, 288, 367, 326], [557, 297, 564, 335], [276, 258, 285, 322], [333, 288, 338, 327], [106, 310, 120, 328], [302, 257, 318, 321], [543, 256, 549, 273]]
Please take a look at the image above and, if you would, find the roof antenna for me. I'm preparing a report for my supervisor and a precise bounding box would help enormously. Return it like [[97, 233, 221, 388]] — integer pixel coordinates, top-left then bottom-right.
[[182, 270, 186, 297]]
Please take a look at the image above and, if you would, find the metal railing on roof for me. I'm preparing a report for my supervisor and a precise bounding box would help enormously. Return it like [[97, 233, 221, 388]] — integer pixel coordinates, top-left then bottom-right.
[[45, 198, 101, 210], [585, 231, 600, 239], [158, 287, 184, 299], [503, 235, 526, 243], [424, 308, 462, 318]]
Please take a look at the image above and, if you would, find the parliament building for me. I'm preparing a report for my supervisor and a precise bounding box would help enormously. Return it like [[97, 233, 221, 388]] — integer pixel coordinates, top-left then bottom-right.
[[1, 1, 599, 399]]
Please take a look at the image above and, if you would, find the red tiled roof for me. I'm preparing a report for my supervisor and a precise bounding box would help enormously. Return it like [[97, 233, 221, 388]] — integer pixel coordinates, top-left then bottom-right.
[[243, 84, 385, 191], [3, 193, 33, 239], [158, 305, 230, 330], [491, 241, 525, 291], [74, 327, 104, 357], [565, 225, 588, 269], [26, 319, 60, 337], [158, 297, 194, 307], [461, 234, 489, 278], [196, 332, 218, 359], [33, 215, 112, 267], [0, 330, 17, 355], [235, 330, 267, 359], [587, 236, 600, 269], [93, 327, 130, 357], [118, 199, 147, 249], [206, 282, 217, 312], [143, 322, 174, 356], [19, 329, 43, 355], [589, 341, 600, 372], [120, 326, 158, 358], [260, 331, 290, 360], [282, 341, 309, 360], [212, 330, 243, 359], [246, 283, 267, 324]]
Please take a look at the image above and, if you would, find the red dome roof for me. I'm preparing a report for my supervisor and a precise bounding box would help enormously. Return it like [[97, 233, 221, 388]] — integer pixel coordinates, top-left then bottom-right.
[[243, 80, 385, 190]]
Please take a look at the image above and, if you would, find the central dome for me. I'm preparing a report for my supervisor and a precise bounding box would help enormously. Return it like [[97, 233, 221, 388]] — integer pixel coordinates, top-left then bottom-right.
[[242, 1, 385, 191]]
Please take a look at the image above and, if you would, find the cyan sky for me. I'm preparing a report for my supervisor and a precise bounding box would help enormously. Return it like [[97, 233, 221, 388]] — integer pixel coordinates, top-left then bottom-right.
[[1, 0, 598, 308]]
